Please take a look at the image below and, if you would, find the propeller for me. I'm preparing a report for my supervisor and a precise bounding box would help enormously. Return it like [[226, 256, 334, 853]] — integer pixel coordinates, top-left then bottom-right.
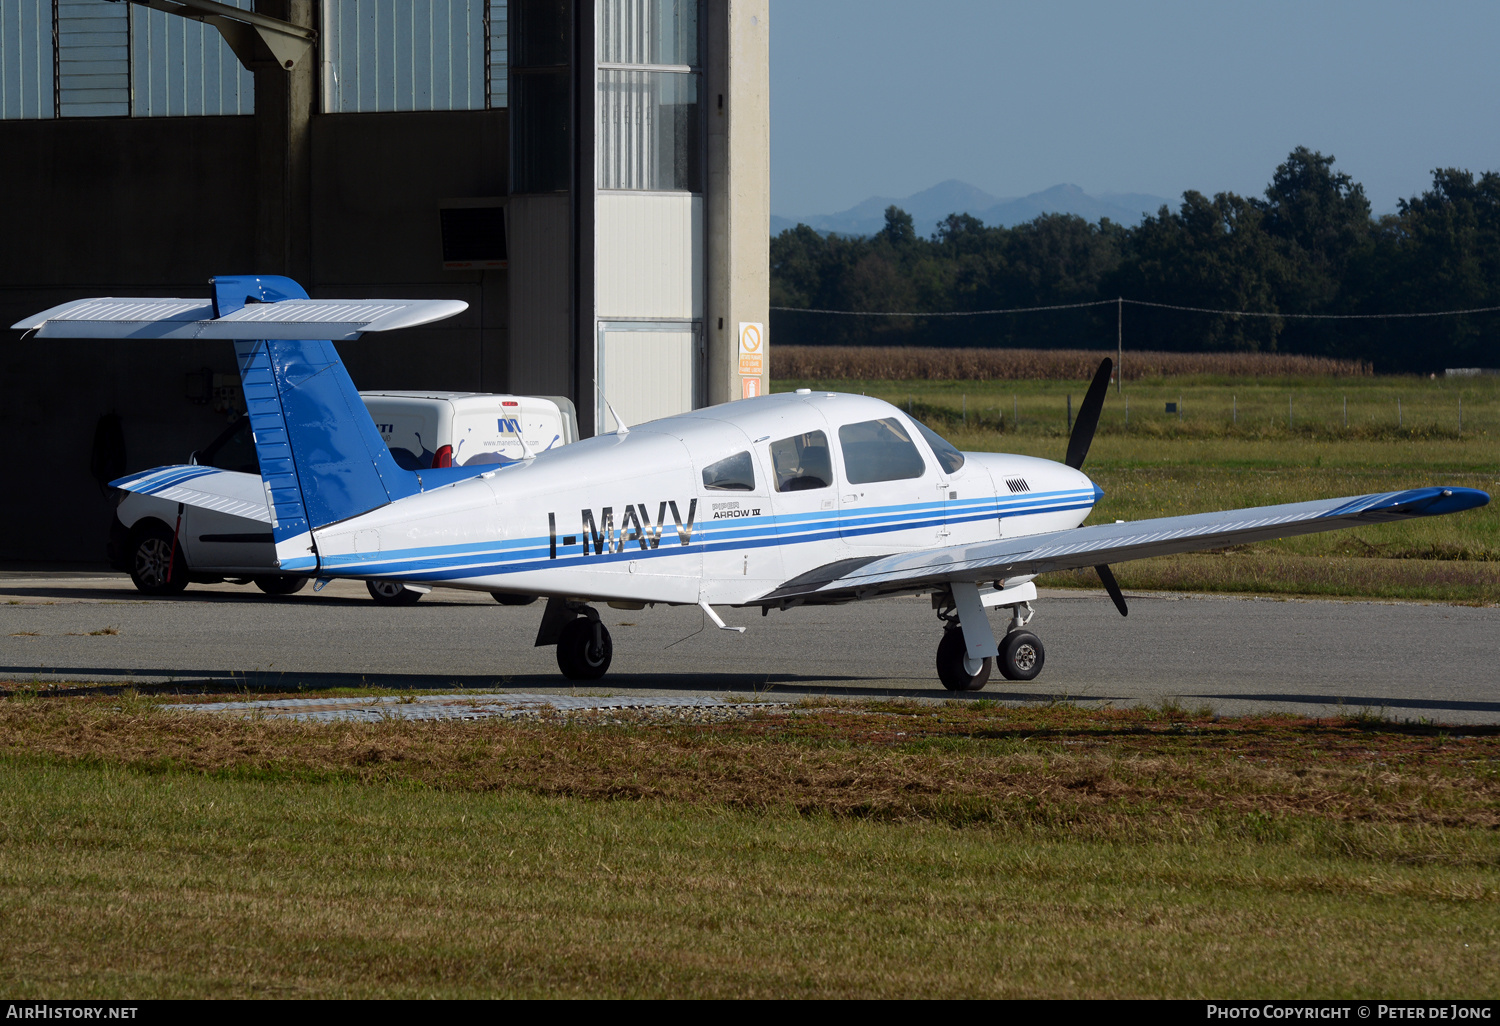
[[1064, 358, 1128, 616], [1095, 563, 1128, 617], [1065, 357, 1114, 471]]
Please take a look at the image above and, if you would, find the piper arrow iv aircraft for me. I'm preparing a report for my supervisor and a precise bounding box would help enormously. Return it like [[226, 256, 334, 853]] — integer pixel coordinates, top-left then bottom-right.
[[17, 276, 1490, 689]]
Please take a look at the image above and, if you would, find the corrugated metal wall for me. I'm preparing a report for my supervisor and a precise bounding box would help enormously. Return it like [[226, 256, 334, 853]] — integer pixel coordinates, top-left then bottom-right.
[[596, 192, 701, 319], [487, 0, 506, 108], [131, 0, 253, 117], [0, 0, 51, 118], [56, 0, 127, 117], [322, 0, 490, 113], [600, 327, 695, 429]]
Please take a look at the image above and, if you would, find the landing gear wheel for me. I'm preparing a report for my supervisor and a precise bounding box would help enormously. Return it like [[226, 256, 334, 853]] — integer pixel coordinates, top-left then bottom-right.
[[492, 592, 539, 606], [556, 617, 613, 680], [129, 523, 189, 596], [366, 580, 423, 605], [998, 630, 1045, 682], [936, 626, 992, 692], [254, 575, 307, 596]]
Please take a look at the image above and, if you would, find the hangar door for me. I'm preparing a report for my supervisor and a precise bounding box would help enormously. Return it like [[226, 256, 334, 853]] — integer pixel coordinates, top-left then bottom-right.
[[598, 321, 700, 432]]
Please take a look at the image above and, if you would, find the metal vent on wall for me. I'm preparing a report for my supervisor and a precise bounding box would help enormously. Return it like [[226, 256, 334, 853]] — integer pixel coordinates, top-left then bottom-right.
[[1006, 478, 1030, 493], [439, 200, 507, 270]]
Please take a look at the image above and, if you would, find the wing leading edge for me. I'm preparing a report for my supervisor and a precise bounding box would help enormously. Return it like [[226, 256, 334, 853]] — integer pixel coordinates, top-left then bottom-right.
[[759, 487, 1490, 604], [12, 297, 467, 341]]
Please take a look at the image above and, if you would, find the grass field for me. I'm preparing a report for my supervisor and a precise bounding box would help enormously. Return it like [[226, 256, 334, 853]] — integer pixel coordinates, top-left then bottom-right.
[[773, 373, 1500, 603], [0, 696, 1496, 998]]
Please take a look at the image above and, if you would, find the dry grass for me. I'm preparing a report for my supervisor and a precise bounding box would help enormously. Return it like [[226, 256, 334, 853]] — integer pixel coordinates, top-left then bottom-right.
[[773, 346, 1373, 381], [0, 697, 1498, 998], [2, 697, 1496, 836]]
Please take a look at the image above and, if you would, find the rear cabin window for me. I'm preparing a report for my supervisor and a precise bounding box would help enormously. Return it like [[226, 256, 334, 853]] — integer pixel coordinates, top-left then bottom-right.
[[768, 431, 833, 492], [703, 451, 756, 491], [838, 418, 927, 484]]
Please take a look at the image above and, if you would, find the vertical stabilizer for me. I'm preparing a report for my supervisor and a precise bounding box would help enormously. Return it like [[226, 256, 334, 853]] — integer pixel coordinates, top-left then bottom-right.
[[215, 276, 420, 571]]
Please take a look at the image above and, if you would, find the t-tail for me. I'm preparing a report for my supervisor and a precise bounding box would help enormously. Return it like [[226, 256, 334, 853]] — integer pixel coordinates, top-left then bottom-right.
[[13, 274, 479, 573]]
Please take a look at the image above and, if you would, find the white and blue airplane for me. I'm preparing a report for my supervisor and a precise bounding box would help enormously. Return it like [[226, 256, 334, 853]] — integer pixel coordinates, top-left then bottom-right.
[[16, 276, 1491, 689]]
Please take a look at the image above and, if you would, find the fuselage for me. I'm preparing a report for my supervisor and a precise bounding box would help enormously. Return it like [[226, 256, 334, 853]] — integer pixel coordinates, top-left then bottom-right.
[[311, 391, 1100, 606]]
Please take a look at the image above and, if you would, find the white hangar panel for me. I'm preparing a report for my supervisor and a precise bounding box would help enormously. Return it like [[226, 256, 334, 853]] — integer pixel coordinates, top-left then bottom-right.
[[596, 191, 702, 320], [599, 325, 696, 430]]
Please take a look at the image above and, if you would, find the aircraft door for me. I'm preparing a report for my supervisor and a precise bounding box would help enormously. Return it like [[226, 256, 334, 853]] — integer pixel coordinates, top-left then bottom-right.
[[764, 427, 840, 580], [835, 416, 941, 552]]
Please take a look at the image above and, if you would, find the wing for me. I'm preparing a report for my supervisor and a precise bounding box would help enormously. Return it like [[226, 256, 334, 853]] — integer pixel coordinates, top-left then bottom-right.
[[112, 466, 272, 524], [13, 297, 466, 340], [759, 487, 1490, 605]]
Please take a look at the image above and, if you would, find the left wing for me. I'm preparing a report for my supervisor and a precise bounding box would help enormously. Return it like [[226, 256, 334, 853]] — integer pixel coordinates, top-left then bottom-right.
[[759, 487, 1490, 605]]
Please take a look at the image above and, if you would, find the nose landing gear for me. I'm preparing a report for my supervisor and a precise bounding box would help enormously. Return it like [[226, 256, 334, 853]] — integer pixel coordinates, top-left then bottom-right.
[[934, 583, 1045, 690]]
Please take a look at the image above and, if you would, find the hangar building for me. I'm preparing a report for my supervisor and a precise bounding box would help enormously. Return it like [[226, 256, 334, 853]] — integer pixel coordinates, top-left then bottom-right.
[[0, 0, 769, 561]]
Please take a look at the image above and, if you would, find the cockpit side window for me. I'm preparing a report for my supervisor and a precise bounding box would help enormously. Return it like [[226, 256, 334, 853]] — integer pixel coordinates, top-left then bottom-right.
[[911, 418, 966, 474], [703, 451, 756, 491], [768, 430, 833, 492], [838, 417, 927, 484]]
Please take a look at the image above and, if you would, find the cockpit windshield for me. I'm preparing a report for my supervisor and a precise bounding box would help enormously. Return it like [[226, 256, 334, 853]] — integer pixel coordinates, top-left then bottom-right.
[[910, 418, 966, 474]]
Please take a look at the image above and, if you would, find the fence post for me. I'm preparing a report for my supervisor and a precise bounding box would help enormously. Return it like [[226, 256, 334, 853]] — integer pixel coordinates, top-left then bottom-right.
[[1398, 397, 1402, 429], [1066, 394, 1072, 432], [1117, 297, 1123, 395], [962, 394, 966, 427], [1289, 396, 1293, 431], [1232, 394, 1236, 425], [1458, 396, 1462, 434], [1343, 395, 1347, 430]]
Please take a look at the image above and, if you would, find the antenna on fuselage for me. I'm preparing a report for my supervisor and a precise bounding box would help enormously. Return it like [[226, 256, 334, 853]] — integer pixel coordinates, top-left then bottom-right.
[[604, 399, 629, 435]]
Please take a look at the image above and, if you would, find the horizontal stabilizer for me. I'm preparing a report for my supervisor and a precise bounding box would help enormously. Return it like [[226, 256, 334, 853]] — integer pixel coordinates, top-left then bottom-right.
[[13, 297, 467, 341], [761, 487, 1491, 604], [111, 466, 271, 524]]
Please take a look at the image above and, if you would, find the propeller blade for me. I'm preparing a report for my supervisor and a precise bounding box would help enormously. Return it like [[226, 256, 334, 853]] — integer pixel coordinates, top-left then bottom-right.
[[1095, 563, 1128, 617], [1065, 357, 1114, 470]]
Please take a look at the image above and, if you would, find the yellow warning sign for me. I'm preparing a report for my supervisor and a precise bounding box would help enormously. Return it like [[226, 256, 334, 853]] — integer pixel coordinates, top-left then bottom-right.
[[738, 322, 764, 376]]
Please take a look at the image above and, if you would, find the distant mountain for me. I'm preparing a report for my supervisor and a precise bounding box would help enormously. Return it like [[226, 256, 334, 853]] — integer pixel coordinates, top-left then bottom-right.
[[771, 179, 1172, 237]]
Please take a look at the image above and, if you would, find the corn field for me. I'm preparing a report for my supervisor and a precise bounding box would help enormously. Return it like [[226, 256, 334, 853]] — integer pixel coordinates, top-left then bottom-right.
[[771, 346, 1373, 381]]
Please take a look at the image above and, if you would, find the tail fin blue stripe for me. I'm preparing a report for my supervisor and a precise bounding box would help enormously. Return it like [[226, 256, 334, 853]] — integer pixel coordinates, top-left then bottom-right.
[[262, 337, 420, 527], [235, 339, 312, 545]]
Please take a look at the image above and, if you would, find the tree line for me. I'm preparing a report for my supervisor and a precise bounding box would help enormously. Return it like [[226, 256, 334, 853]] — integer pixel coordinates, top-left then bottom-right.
[[770, 148, 1500, 373]]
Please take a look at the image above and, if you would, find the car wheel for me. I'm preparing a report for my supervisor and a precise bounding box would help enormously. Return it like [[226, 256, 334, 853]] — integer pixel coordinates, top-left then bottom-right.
[[254, 575, 308, 596], [366, 579, 423, 605], [129, 522, 189, 596]]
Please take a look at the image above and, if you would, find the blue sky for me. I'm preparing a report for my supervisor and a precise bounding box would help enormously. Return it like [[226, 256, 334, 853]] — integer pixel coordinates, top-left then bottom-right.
[[770, 0, 1500, 218]]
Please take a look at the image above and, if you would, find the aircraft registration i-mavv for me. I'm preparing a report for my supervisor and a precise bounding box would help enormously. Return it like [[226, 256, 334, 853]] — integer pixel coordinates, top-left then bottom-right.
[[15, 276, 1491, 689]]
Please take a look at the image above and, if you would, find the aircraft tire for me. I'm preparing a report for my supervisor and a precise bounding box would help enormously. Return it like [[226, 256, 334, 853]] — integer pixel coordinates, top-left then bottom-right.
[[367, 579, 423, 605], [492, 592, 539, 606], [557, 618, 613, 680], [936, 627, 992, 692], [998, 630, 1045, 682], [128, 522, 190, 596], [254, 575, 308, 596]]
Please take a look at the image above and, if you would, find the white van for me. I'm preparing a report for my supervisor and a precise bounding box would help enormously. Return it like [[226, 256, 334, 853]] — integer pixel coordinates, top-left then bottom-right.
[[109, 392, 577, 604], [362, 392, 576, 470]]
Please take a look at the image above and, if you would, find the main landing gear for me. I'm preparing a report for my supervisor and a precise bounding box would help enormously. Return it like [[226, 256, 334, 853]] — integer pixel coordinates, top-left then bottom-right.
[[535, 598, 614, 680], [934, 584, 1046, 692]]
